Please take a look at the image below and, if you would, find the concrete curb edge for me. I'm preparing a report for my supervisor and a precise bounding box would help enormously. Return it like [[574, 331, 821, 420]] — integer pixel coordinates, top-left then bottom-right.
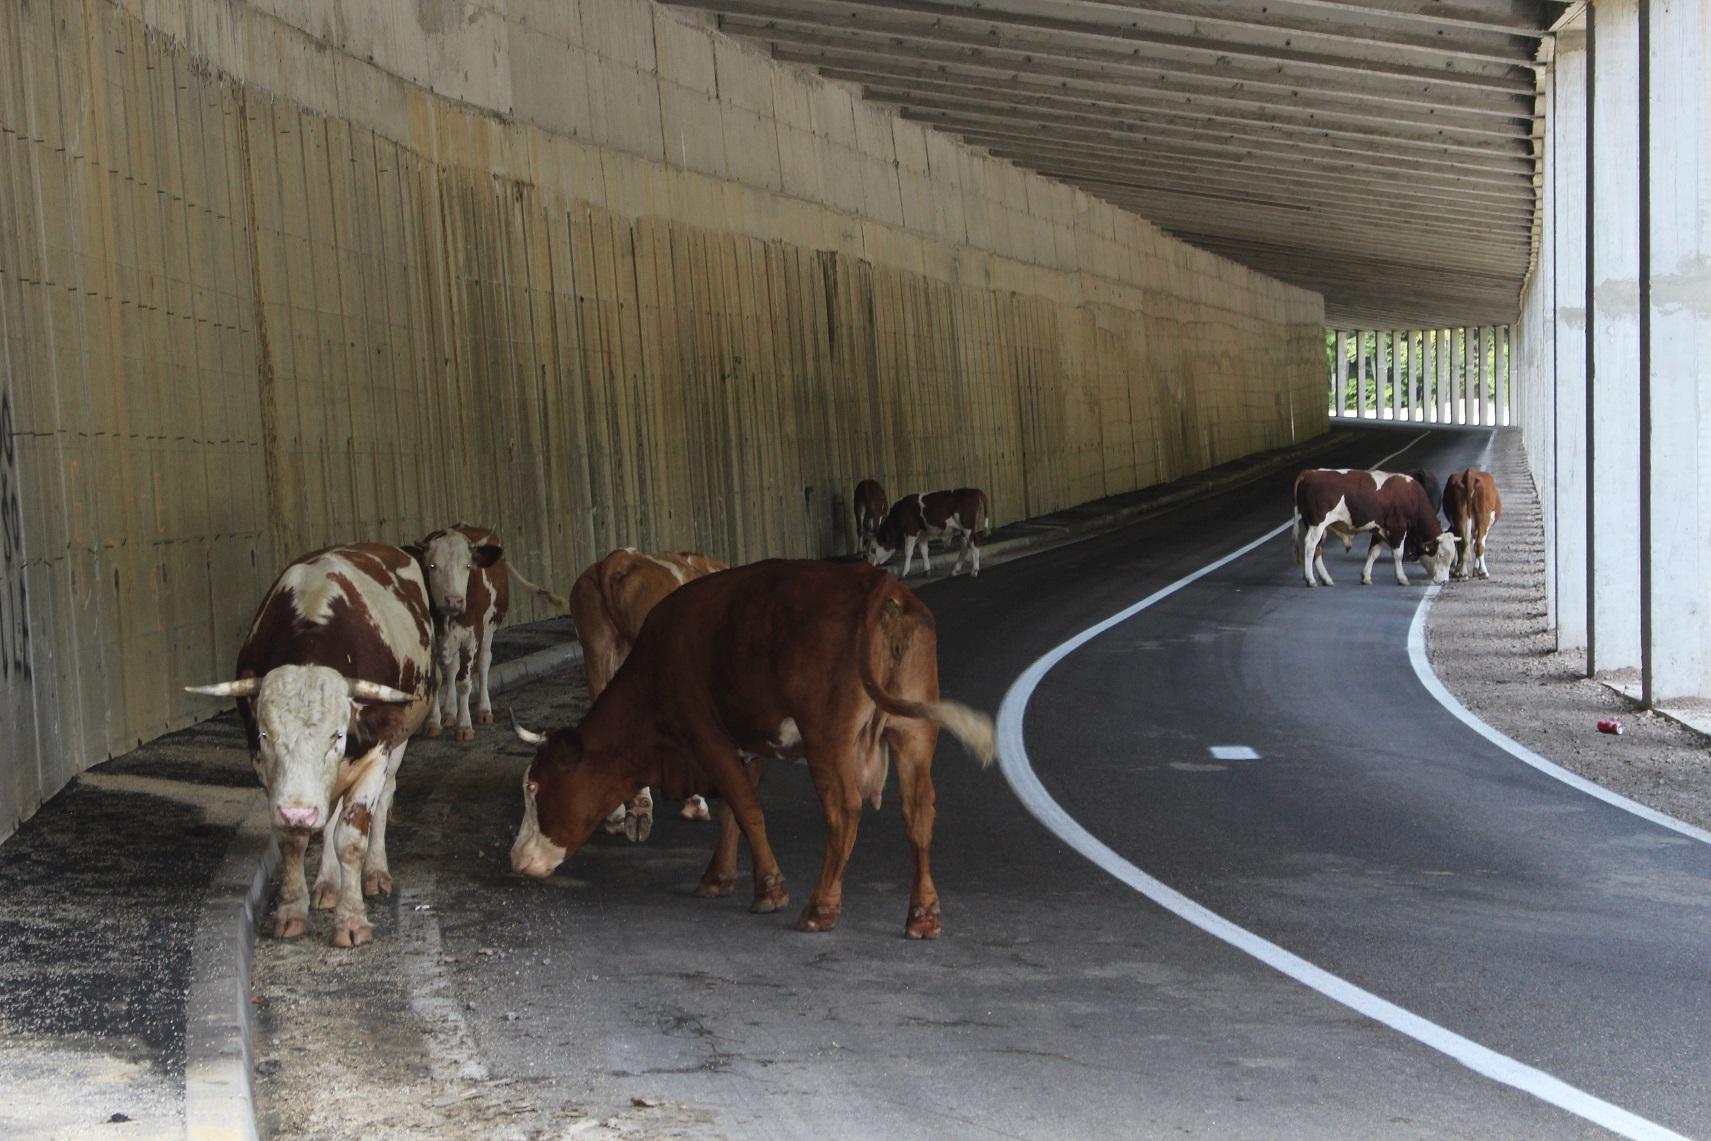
[[182, 639, 584, 1140]]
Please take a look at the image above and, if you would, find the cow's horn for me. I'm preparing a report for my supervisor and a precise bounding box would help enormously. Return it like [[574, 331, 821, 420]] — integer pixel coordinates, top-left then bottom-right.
[[346, 679, 414, 703], [185, 679, 261, 698], [510, 709, 547, 746]]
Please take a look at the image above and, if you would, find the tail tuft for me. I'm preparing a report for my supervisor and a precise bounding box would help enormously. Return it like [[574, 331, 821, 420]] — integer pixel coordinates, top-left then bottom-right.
[[926, 699, 996, 767]]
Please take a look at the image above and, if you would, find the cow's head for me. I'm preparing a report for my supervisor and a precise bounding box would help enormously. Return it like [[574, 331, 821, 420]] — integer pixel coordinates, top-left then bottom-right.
[[407, 528, 502, 618], [509, 717, 637, 878], [1418, 532, 1459, 584], [186, 665, 413, 831]]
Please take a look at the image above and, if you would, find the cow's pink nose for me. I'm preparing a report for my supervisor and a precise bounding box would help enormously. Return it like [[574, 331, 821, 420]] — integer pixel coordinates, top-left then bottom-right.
[[276, 804, 320, 829], [444, 594, 465, 611]]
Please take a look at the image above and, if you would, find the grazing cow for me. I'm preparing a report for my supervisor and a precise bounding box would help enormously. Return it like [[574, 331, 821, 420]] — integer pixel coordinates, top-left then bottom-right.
[[567, 548, 727, 839], [406, 524, 565, 743], [868, 488, 990, 577], [1292, 469, 1458, 588], [1442, 469, 1502, 579], [511, 559, 996, 939], [186, 544, 434, 947], [853, 479, 888, 554]]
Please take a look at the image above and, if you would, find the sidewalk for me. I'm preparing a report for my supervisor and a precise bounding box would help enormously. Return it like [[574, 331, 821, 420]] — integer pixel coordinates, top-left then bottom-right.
[[0, 428, 1361, 1140]]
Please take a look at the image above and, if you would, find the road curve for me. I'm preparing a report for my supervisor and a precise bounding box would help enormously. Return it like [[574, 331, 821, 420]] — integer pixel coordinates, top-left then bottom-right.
[[392, 425, 1707, 1140]]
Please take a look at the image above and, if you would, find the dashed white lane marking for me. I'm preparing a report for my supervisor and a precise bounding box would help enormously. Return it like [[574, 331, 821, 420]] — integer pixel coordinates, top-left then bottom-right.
[[1208, 746, 1260, 761], [994, 438, 1685, 1140]]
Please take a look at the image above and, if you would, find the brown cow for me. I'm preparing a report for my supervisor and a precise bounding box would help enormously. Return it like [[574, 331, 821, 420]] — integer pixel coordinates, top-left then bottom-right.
[[511, 559, 996, 939], [853, 479, 888, 553], [868, 488, 990, 577], [1442, 469, 1502, 579], [407, 524, 566, 742], [1292, 469, 1458, 588], [186, 544, 434, 947], [567, 548, 727, 839]]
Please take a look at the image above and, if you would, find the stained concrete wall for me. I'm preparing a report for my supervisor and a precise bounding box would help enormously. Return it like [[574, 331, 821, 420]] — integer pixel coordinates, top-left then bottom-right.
[[0, 0, 1326, 839]]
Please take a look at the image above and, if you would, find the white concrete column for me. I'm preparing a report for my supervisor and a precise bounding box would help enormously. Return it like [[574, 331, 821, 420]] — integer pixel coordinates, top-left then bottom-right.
[[1390, 329, 1402, 420], [1409, 331, 1421, 421], [1472, 327, 1485, 426], [1643, 0, 1711, 701], [1356, 331, 1369, 418], [1334, 330, 1348, 418], [1587, 0, 1643, 675], [1553, 34, 1590, 651], [1426, 330, 1439, 423]]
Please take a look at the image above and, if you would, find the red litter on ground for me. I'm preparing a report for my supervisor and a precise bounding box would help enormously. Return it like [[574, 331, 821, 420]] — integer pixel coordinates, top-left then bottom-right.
[[1597, 719, 1624, 736]]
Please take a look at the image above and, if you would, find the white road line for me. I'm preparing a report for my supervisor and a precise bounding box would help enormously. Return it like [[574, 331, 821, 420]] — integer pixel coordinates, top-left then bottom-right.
[[994, 435, 1685, 1141]]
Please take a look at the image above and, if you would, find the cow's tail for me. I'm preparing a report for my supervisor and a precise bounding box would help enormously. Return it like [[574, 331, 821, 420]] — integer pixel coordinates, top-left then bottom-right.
[[508, 564, 569, 612], [858, 576, 996, 767], [975, 489, 992, 546]]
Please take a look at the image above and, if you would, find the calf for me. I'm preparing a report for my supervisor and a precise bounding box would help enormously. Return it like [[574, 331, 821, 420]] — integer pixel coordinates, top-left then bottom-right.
[[186, 544, 434, 947], [1292, 469, 1458, 588], [568, 548, 727, 839], [853, 479, 888, 553], [511, 559, 996, 939], [407, 524, 565, 742], [868, 488, 989, 577], [1442, 469, 1502, 579]]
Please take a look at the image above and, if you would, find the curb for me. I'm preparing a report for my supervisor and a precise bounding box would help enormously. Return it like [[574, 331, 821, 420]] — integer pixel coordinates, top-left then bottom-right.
[[182, 640, 584, 1140]]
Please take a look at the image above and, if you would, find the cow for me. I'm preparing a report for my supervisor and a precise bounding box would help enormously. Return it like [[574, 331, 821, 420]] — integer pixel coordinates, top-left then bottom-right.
[[868, 488, 990, 578], [510, 559, 996, 940], [1442, 469, 1502, 579], [567, 548, 727, 839], [406, 524, 565, 743], [186, 544, 435, 947], [1292, 469, 1458, 588], [853, 479, 888, 553]]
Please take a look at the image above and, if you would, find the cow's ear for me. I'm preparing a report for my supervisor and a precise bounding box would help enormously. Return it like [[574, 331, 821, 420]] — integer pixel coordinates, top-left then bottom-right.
[[402, 543, 426, 564], [473, 544, 504, 568]]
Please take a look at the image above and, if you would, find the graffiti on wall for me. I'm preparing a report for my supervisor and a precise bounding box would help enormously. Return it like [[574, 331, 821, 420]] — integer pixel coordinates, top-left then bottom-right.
[[0, 384, 30, 682]]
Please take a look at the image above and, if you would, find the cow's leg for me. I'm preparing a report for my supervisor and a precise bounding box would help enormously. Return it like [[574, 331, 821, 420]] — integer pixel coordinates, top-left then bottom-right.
[[1477, 515, 1493, 577], [919, 537, 932, 572], [1302, 523, 1331, 586], [693, 741, 787, 912], [889, 720, 943, 939], [1456, 516, 1475, 579], [1314, 543, 1335, 587], [971, 536, 981, 577], [950, 528, 968, 576], [452, 648, 476, 743], [900, 535, 917, 577], [329, 754, 389, 947], [473, 624, 497, 724], [1360, 536, 1385, 585], [1390, 539, 1410, 586], [362, 741, 407, 898], [798, 752, 863, 934], [426, 650, 450, 737], [272, 829, 310, 939], [697, 760, 764, 899], [311, 808, 341, 909]]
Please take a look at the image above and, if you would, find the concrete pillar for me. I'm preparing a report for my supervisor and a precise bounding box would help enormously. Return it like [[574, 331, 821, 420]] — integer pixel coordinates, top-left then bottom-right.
[[1587, 0, 1643, 675], [1554, 34, 1590, 651], [1410, 332, 1421, 421], [1472, 327, 1485, 426], [1334, 330, 1348, 418], [1426, 330, 1439, 423], [1390, 329, 1402, 420], [1643, 0, 1711, 701], [1356, 331, 1369, 418]]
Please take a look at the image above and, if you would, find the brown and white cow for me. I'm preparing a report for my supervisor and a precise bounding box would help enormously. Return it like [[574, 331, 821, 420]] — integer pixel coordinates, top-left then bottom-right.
[[853, 479, 888, 553], [567, 548, 727, 839], [1292, 469, 1458, 588], [868, 488, 990, 578], [1442, 469, 1502, 580], [186, 544, 435, 947], [407, 524, 565, 743], [511, 559, 995, 939]]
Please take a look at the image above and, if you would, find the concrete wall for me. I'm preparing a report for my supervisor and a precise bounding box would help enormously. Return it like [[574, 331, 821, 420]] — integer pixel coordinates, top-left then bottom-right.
[[0, 0, 1326, 839]]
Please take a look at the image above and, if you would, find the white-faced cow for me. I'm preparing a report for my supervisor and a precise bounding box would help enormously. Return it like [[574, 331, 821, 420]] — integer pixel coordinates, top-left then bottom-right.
[[567, 548, 727, 839], [406, 524, 565, 743], [868, 488, 989, 578], [512, 559, 996, 939], [853, 479, 888, 553], [186, 544, 434, 947], [1442, 469, 1502, 579], [1292, 469, 1458, 588]]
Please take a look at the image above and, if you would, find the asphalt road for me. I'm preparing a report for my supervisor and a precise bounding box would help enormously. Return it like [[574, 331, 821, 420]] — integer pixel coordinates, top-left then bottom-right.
[[406, 425, 1707, 1140]]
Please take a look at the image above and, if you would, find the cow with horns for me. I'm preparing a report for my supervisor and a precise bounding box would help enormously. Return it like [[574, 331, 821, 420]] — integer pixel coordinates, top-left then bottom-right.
[[186, 544, 435, 947]]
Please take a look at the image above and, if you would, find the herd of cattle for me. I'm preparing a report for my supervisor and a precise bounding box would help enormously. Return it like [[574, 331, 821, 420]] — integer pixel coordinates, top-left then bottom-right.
[[182, 465, 1497, 948]]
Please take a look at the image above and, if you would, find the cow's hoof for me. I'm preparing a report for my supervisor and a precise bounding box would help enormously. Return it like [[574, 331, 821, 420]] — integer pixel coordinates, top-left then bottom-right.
[[680, 797, 711, 822], [750, 875, 789, 913], [694, 874, 736, 899], [311, 881, 339, 910], [272, 913, 307, 940], [624, 810, 653, 843], [363, 869, 393, 898], [425, 722, 442, 738], [330, 917, 373, 948], [905, 904, 942, 940], [602, 818, 627, 836], [455, 726, 476, 743], [797, 903, 840, 932], [475, 709, 494, 725], [441, 714, 458, 729]]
